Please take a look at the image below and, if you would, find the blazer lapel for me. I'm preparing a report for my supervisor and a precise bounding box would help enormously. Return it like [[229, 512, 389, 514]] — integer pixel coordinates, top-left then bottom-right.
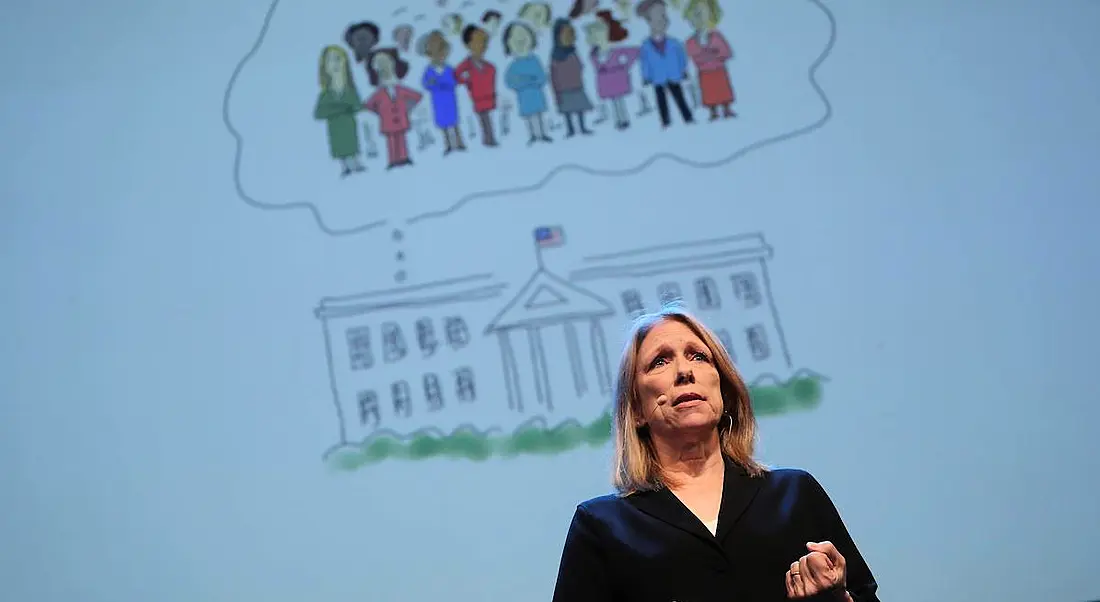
[[715, 458, 763, 542], [626, 487, 720, 548]]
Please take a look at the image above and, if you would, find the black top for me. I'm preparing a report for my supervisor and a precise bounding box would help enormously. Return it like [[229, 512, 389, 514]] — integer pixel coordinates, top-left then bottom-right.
[[551, 458, 880, 602]]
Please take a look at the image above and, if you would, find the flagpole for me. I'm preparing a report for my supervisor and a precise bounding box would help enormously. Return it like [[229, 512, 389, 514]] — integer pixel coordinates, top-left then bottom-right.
[[534, 234, 545, 271]]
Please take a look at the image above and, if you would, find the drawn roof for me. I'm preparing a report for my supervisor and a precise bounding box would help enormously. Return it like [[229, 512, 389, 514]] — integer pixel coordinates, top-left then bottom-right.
[[314, 273, 508, 320], [568, 232, 773, 282], [484, 268, 615, 332]]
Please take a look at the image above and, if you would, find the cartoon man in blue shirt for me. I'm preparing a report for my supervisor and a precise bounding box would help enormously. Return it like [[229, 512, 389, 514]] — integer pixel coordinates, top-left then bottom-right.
[[636, 0, 695, 127]]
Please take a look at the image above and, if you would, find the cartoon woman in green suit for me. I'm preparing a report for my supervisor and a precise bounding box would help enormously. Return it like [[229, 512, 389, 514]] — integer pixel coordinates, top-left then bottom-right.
[[313, 45, 366, 177]]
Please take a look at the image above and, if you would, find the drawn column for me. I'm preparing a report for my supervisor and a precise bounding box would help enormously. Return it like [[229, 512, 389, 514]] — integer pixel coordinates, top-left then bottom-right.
[[563, 320, 587, 397], [526, 326, 553, 411], [498, 330, 523, 412], [589, 318, 612, 394]]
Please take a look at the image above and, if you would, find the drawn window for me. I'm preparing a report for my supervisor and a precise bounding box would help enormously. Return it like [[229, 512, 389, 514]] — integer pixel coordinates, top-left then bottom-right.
[[657, 282, 683, 306], [391, 380, 412, 417], [445, 316, 471, 349], [746, 324, 770, 361], [716, 328, 736, 362], [731, 272, 762, 308], [382, 322, 408, 363], [423, 373, 444, 411], [455, 367, 476, 402], [357, 390, 381, 427], [620, 289, 644, 317], [694, 277, 721, 310], [345, 326, 374, 371], [415, 317, 439, 357]]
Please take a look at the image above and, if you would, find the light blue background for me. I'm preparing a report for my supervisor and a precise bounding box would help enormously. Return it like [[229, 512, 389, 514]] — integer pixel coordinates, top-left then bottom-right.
[[3, 1, 1099, 601]]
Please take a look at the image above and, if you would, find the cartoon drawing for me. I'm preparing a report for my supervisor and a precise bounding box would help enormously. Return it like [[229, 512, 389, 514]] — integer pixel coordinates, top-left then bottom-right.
[[392, 24, 414, 52], [362, 48, 423, 169], [482, 9, 503, 36], [418, 30, 467, 154], [685, 0, 736, 119], [569, 0, 601, 19], [442, 12, 464, 36], [615, 0, 633, 19], [225, 0, 838, 234], [344, 21, 381, 80], [313, 46, 366, 177], [549, 19, 595, 137], [319, 229, 823, 469], [637, 0, 695, 128], [586, 10, 640, 130], [504, 21, 553, 145], [455, 24, 500, 147], [519, 2, 553, 30]]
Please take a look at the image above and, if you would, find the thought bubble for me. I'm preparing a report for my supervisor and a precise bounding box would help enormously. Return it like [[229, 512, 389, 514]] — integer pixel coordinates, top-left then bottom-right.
[[223, 0, 838, 236]]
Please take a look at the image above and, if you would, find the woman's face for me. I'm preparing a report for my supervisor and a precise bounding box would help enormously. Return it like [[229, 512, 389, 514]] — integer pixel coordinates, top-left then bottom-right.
[[468, 29, 488, 57], [429, 34, 451, 62], [371, 52, 395, 79], [586, 22, 609, 47], [689, 2, 713, 29], [508, 26, 533, 55], [559, 23, 576, 46], [633, 319, 724, 439], [324, 50, 346, 78]]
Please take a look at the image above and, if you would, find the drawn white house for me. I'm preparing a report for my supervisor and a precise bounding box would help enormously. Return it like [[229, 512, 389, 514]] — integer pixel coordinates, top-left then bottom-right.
[[568, 232, 793, 377], [316, 231, 793, 448]]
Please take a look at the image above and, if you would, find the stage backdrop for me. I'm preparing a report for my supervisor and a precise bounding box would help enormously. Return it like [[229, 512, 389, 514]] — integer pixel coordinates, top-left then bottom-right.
[[2, 0, 1099, 600]]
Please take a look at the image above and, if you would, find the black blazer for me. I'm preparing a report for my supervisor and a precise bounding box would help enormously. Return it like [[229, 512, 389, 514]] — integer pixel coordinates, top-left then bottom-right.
[[551, 459, 879, 602]]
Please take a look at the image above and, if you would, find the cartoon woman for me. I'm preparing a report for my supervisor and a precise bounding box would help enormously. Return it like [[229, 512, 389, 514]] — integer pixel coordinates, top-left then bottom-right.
[[419, 30, 466, 154], [684, 0, 735, 119], [455, 25, 499, 147], [518, 2, 553, 30], [504, 21, 552, 145], [586, 10, 640, 130], [313, 45, 366, 176], [549, 19, 594, 137], [362, 48, 423, 169]]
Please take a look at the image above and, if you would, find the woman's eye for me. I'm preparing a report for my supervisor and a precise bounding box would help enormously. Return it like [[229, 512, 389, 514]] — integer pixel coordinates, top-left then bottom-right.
[[692, 352, 710, 362], [650, 357, 667, 369]]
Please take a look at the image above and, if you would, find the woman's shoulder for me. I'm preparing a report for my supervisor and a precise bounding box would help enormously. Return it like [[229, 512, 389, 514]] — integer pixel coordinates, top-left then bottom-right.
[[757, 466, 830, 496]]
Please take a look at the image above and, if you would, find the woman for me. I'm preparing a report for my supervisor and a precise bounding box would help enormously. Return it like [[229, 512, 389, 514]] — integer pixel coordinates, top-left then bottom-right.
[[455, 25, 499, 147], [549, 18, 595, 137], [552, 305, 880, 601], [362, 48, 422, 169], [684, 0, 736, 119], [313, 45, 366, 176], [586, 10, 640, 130], [419, 30, 466, 154], [504, 21, 553, 145]]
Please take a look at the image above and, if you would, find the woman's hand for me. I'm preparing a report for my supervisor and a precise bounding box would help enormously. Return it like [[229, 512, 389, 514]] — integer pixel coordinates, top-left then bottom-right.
[[785, 541, 848, 599]]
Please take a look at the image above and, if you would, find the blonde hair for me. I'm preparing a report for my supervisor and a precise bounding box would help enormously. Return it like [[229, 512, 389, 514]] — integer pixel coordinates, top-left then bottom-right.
[[684, 0, 723, 27], [611, 304, 766, 494], [318, 45, 353, 90]]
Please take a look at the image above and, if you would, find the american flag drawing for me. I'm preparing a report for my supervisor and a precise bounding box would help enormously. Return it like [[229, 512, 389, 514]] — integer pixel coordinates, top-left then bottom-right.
[[534, 226, 564, 248]]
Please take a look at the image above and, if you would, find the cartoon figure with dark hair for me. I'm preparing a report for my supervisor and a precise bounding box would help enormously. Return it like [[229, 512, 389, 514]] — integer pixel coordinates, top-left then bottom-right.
[[362, 48, 423, 169], [684, 0, 735, 119], [313, 45, 366, 176], [586, 10, 640, 130], [637, 0, 694, 128], [568, 0, 599, 19], [549, 19, 594, 137], [419, 30, 465, 154], [504, 21, 552, 145], [455, 25, 499, 147], [482, 10, 503, 35], [344, 22, 381, 77]]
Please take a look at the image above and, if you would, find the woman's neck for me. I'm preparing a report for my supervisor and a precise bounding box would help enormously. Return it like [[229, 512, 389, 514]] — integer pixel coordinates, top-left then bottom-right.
[[655, 432, 724, 487]]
